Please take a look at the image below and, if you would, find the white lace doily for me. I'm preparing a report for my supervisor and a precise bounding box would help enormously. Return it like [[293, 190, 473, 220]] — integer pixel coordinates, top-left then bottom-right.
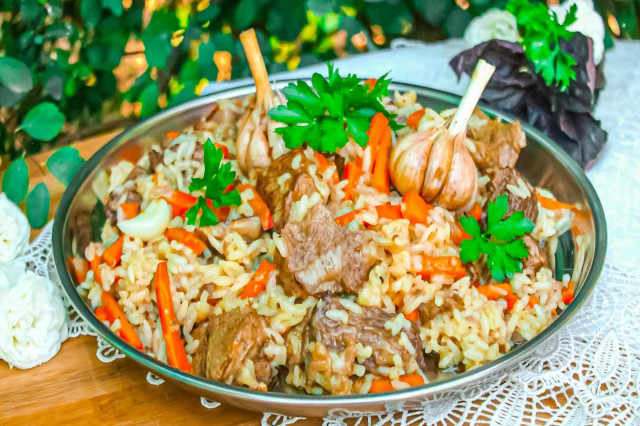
[[35, 40, 640, 425]]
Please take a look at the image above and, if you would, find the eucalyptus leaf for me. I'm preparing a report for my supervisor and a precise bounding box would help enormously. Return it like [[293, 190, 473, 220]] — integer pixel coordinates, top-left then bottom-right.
[[267, 0, 307, 41], [0, 85, 23, 107], [2, 157, 29, 204], [139, 81, 159, 117], [0, 57, 33, 94], [18, 102, 65, 141], [26, 183, 50, 229], [81, 0, 103, 28], [102, 0, 123, 16], [46, 146, 85, 186]]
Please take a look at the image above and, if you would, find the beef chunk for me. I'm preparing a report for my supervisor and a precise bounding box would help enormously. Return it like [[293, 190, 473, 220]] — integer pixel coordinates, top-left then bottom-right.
[[148, 148, 164, 172], [486, 167, 538, 223], [279, 205, 373, 297], [192, 141, 204, 163], [73, 211, 93, 255], [255, 148, 317, 231], [104, 189, 143, 225], [522, 235, 547, 272], [419, 293, 465, 323], [468, 110, 525, 171], [309, 293, 425, 375], [191, 307, 273, 385], [125, 165, 146, 181]]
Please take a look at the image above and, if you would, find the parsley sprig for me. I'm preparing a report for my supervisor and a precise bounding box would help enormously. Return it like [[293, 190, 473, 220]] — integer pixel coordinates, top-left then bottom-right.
[[507, 0, 578, 91], [186, 139, 240, 226], [267, 64, 397, 153], [459, 194, 535, 282]]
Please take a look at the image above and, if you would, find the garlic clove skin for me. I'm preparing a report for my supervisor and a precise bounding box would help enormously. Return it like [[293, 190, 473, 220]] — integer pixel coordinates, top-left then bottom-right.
[[434, 133, 478, 211], [118, 199, 171, 241], [389, 130, 434, 196], [247, 125, 272, 170], [421, 128, 453, 202]]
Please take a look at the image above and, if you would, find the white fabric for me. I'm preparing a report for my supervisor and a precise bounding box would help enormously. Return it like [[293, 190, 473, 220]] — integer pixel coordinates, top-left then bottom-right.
[[37, 39, 640, 425]]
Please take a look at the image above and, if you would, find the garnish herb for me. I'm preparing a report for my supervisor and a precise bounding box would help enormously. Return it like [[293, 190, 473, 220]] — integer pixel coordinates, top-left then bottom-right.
[[267, 64, 397, 153], [459, 194, 535, 282], [507, 0, 578, 91], [186, 139, 240, 226]]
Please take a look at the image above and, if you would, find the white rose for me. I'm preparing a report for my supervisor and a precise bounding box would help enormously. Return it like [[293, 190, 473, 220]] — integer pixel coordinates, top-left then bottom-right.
[[0, 262, 68, 369], [464, 10, 519, 47], [551, 0, 605, 64], [0, 194, 30, 264]]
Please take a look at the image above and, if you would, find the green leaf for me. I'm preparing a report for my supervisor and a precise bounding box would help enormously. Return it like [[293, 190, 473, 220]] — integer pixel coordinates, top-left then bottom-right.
[[267, 0, 307, 41], [102, 0, 123, 16], [487, 210, 535, 241], [460, 238, 481, 263], [81, 0, 103, 28], [460, 216, 482, 238], [90, 200, 106, 241], [0, 57, 33, 94], [487, 194, 508, 230], [2, 158, 29, 204], [0, 85, 24, 107], [138, 81, 159, 117], [365, 0, 413, 36], [233, 0, 268, 30], [26, 183, 50, 229], [18, 103, 65, 141], [144, 35, 172, 69], [46, 146, 85, 186]]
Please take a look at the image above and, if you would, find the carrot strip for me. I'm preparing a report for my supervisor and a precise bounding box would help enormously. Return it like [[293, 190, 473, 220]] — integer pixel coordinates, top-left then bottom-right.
[[505, 293, 519, 310], [401, 191, 433, 225], [476, 283, 513, 300], [90, 253, 102, 284], [376, 203, 402, 220], [214, 143, 230, 159], [166, 130, 180, 139], [371, 126, 391, 194], [154, 262, 192, 372], [70, 257, 89, 284], [407, 108, 426, 129], [101, 290, 144, 350], [419, 255, 467, 280], [469, 202, 483, 221], [528, 295, 540, 308], [536, 194, 575, 211], [369, 378, 394, 393], [238, 184, 273, 230], [400, 373, 425, 387], [94, 306, 108, 323], [165, 228, 207, 256], [367, 113, 389, 173], [240, 260, 276, 299], [562, 281, 575, 304], [167, 190, 198, 217], [342, 162, 362, 201], [102, 235, 124, 268], [403, 309, 419, 322], [451, 221, 472, 246], [364, 78, 377, 90], [335, 209, 364, 226], [314, 152, 339, 184], [118, 202, 140, 221]]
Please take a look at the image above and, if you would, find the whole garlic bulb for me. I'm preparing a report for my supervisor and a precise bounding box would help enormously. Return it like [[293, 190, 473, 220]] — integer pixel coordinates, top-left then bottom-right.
[[390, 60, 495, 211]]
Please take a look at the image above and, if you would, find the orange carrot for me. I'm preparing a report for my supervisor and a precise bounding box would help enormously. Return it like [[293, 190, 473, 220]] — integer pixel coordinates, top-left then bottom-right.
[[407, 108, 426, 129], [238, 184, 273, 230], [469, 202, 483, 221], [240, 260, 276, 299], [364, 78, 377, 90], [102, 235, 125, 268], [451, 221, 472, 245], [505, 293, 519, 310], [335, 209, 364, 226], [376, 203, 402, 220], [371, 126, 391, 194], [70, 257, 89, 284], [404, 309, 419, 322], [476, 283, 514, 300], [536, 194, 575, 211], [342, 162, 362, 201], [419, 255, 467, 280], [118, 202, 140, 221], [562, 281, 575, 304], [101, 290, 144, 350], [367, 113, 389, 173], [314, 152, 339, 184], [528, 295, 540, 308], [400, 373, 425, 387], [167, 190, 198, 217], [94, 306, 108, 323], [369, 378, 394, 393], [90, 253, 102, 284], [214, 143, 230, 159], [401, 191, 433, 225], [166, 130, 180, 139], [165, 228, 207, 256], [154, 262, 192, 372]]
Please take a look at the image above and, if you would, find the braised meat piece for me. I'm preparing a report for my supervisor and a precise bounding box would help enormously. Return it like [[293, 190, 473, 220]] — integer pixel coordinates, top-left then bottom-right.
[[522, 235, 547, 272], [73, 211, 93, 255], [125, 165, 146, 181], [419, 293, 465, 323], [309, 293, 426, 375], [255, 148, 317, 231], [486, 167, 538, 223], [468, 110, 525, 171], [148, 148, 164, 172], [191, 307, 273, 385], [279, 205, 373, 297], [104, 188, 143, 225]]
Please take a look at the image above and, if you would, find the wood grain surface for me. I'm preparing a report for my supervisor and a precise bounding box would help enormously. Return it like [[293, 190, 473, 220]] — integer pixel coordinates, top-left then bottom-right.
[[0, 132, 319, 425]]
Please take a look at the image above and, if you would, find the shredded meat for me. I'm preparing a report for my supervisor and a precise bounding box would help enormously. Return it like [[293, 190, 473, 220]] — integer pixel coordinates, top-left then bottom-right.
[[468, 110, 525, 171], [279, 205, 373, 297], [191, 307, 273, 385], [309, 293, 426, 375], [192, 141, 204, 163], [522, 235, 547, 272], [255, 148, 317, 231], [73, 211, 93, 255], [418, 293, 465, 323], [486, 167, 538, 223], [125, 165, 146, 181], [148, 148, 164, 172], [104, 188, 142, 225]]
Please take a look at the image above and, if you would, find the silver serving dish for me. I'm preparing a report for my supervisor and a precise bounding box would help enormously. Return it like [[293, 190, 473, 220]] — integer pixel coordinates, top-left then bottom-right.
[[52, 81, 606, 418]]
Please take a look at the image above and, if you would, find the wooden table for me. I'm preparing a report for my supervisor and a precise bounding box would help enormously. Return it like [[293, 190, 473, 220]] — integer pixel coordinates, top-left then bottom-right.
[[0, 132, 318, 425]]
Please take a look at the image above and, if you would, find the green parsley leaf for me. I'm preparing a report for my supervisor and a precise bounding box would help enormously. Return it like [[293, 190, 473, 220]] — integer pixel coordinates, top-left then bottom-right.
[[459, 194, 536, 282], [186, 139, 240, 226], [507, 0, 578, 91], [268, 64, 398, 153]]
